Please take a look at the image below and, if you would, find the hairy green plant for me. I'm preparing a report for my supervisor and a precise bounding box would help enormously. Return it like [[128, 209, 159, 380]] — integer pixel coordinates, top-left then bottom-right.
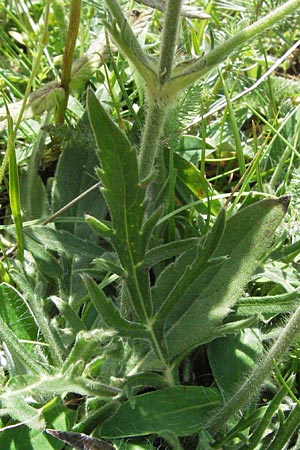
[[0, 1, 300, 450]]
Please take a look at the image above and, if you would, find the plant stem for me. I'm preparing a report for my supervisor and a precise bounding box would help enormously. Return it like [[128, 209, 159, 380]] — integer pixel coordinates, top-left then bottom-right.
[[138, 97, 168, 181], [56, 0, 81, 123], [104, 0, 153, 77], [209, 301, 300, 435], [138, 0, 184, 179], [159, 0, 183, 85], [168, 0, 300, 94]]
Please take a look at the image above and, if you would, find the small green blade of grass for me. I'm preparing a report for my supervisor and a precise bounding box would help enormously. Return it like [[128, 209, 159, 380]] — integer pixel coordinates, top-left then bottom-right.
[[218, 68, 246, 178], [5, 103, 24, 262]]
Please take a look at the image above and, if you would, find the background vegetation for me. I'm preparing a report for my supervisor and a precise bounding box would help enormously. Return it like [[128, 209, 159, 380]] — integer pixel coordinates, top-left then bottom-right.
[[0, 1, 300, 449]]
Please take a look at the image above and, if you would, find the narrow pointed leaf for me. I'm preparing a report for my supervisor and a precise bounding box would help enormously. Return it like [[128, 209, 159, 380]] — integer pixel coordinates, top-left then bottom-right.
[[0, 391, 45, 431], [83, 275, 148, 338], [52, 113, 106, 238], [144, 237, 203, 267], [202, 208, 226, 259], [172, 151, 220, 214], [152, 209, 227, 322], [235, 289, 300, 315], [208, 329, 263, 399], [140, 206, 163, 255], [93, 258, 125, 276], [0, 283, 38, 341], [86, 215, 115, 240], [23, 226, 103, 258]]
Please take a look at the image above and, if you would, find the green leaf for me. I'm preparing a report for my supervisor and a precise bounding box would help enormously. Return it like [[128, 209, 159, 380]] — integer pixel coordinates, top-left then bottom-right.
[[235, 289, 300, 316], [165, 197, 289, 361], [152, 208, 226, 322], [175, 135, 215, 164], [172, 151, 220, 215], [61, 329, 115, 374], [51, 114, 107, 238], [144, 237, 203, 267], [93, 258, 125, 276], [50, 296, 87, 332], [10, 269, 65, 367], [50, 113, 108, 305], [1, 372, 120, 405], [21, 172, 49, 221], [0, 391, 45, 431], [23, 233, 63, 279], [121, 444, 155, 450], [23, 226, 103, 258], [270, 239, 300, 263], [124, 373, 169, 406], [87, 90, 152, 320], [0, 426, 62, 450], [7, 108, 24, 261], [83, 275, 148, 339], [0, 399, 76, 449], [100, 386, 222, 437], [201, 208, 226, 260], [20, 116, 50, 221], [140, 206, 163, 254], [72, 401, 120, 435], [0, 314, 47, 375], [86, 215, 115, 240], [0, 283, 37, 341], [207, 329, 263, 400], [87, 90, 145, 265]]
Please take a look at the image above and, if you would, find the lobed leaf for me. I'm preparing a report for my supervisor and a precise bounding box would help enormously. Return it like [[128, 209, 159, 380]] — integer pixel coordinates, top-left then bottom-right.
[[87, 90, 152, 320], [87, 90, 146, 265], [165, 197, 289, 361]]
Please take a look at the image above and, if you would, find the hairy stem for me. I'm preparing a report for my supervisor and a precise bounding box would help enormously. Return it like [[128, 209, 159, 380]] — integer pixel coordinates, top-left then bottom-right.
[[104, 0, 153, 74], [168, 0, 300, 94], [209, 301, 300, 434], [138, 98, 168, 181], [159, 0, 183, 85]]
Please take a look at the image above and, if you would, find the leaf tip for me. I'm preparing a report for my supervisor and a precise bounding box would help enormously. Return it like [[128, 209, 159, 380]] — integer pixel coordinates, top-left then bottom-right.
[[279, 195, 291, 212]]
